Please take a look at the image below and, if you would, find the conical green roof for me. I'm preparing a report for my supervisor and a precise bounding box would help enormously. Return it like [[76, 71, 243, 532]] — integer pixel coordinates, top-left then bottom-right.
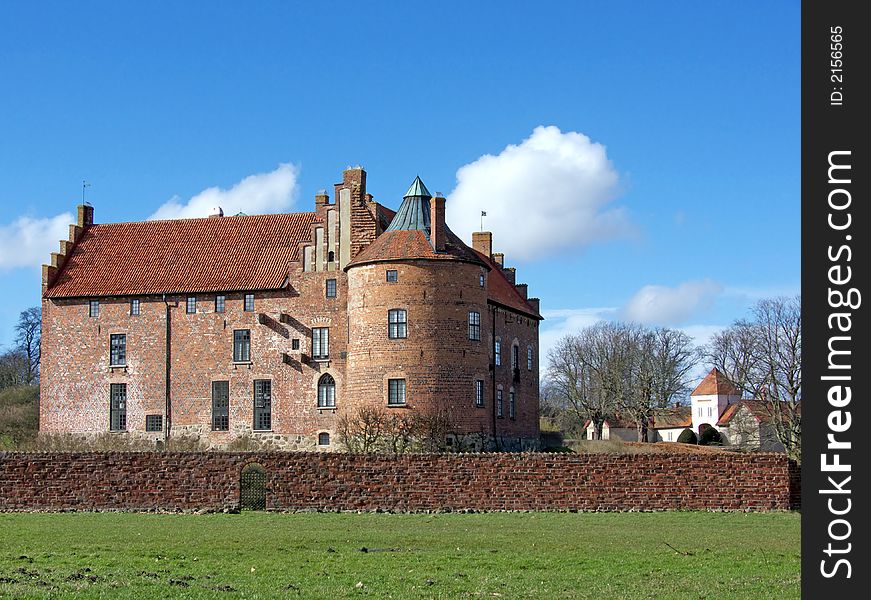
[[404, 175, 432, 199], [386, 177, 433, 234]]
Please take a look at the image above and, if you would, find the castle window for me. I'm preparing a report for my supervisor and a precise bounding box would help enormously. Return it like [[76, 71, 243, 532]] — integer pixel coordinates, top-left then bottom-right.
[[667, 431, 673, 441], [325, 279, 337, 299], [468, 311, 481, 341], [328, 251, 335, 263], [312, 327, 329, 360], [496, 389, 504, 418], [386, 269, 398, 282], [698, 407, 703, 417], [110, 383, 127, 431], [212, 381, 229, 431], [388, 379, 406, 406], [509, 389, 516, 419], [388, 309, 407, 339], [291, 338, 300, 350], [145, 414, 163, 432], [475, 380, 484, 408], [512, 344, 519, 370], [244, 293, 255, 312], [527, 346, 534, 371], [708, 406, 713, 417], [130, 299, 140, 316], [495, 340, 501, 366], [479, 274, 485, 287], [186, 296, 196, 314], [233, 329, 251, 362], [253, 379, 272, 430], [317, 374, 336, 408], [89, 300, 99, 317], [110, 333, 126, 366], [215, 295, 226, 313], [318, 432, 331, 446]]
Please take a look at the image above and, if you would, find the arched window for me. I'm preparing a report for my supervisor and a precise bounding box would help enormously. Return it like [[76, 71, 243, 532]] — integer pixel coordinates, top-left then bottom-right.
[[328, 250, 335, 262], [318, 432, 331, 446], [317, 374, 336, 408]]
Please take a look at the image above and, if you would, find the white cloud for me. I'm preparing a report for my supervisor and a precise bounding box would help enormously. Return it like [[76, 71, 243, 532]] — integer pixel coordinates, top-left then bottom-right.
[[149, 163, 301, 220], [446, 125, 630, 261], [0, 212, 74, 271], [621, 279, 723, 325]]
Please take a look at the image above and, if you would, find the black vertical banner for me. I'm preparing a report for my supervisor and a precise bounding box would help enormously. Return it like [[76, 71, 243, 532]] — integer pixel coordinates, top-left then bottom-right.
[[803, 0, 869, 596]]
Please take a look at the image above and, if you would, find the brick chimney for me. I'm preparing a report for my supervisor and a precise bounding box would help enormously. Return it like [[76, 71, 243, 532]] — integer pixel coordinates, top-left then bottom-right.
[[515, 283, 528, 299], [503, 267, 515, 285], [430, 193, 446, 252], [472, 231, 492, 258], [492, 252, 504, 267], [77, 203, 94, 227]]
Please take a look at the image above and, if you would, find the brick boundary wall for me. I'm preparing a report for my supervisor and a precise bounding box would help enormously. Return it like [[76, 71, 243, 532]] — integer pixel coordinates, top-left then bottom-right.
[[0, 452, 801, 512]]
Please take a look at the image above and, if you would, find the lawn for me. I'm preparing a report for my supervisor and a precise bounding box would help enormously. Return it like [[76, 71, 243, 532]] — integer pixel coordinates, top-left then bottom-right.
[[0, 511, 799, 599]]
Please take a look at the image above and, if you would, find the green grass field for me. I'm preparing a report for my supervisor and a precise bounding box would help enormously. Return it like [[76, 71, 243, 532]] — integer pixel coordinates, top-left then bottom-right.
[[0, 512, 799, 599]]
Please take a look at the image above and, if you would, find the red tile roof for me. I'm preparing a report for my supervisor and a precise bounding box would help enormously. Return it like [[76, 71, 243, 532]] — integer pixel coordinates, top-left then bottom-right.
[[345, 227, 488, 269], [691, 368, 742, 396], [717, 399, 799, 426], [651, 406, 692, 429], [44, 213, 320, 298], [472, 250, 542, 320]]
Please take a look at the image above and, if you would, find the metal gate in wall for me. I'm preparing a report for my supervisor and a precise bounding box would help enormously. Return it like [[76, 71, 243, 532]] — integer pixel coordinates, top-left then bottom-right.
[[240, 463, 267, 510]]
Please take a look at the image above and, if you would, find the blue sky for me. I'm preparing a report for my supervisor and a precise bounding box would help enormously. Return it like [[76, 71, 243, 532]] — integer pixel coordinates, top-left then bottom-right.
[[0, 1, 799, 371]]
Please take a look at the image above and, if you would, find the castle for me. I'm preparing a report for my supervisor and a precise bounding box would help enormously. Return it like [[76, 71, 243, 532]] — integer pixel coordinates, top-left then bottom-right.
[[39, 167, 542, 450]]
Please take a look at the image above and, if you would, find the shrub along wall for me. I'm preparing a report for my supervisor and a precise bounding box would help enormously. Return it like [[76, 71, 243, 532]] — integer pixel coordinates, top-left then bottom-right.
[[0, 451, 800, 512]]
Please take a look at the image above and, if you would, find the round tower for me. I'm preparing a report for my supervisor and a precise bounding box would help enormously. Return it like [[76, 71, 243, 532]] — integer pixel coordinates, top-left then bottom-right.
[[344, 177, 492, 444]]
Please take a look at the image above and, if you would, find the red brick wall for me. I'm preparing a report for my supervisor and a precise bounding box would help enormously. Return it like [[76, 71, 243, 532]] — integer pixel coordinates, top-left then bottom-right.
[[0, 452, 800, 512], [40, 282, 349, 449], [346, 261, 494, 435]]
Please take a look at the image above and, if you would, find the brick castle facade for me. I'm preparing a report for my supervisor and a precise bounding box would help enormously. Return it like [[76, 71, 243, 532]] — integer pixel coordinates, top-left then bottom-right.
[[39, 168, 542, 450]]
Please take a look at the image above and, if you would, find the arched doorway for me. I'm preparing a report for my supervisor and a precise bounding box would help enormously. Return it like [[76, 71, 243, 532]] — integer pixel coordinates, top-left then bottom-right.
[[240, 463, 267, 510]]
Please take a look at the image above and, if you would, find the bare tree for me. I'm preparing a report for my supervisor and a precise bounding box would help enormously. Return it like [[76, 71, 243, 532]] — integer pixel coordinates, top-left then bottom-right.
[[621, 327, 701, 441], [548, 323, 701, 442], [337, 405, 387, 453], [707, 296, 801, 462], [0, 349, 29, 389], [547, 323, 627, 440], [14, 307, 41, 385], [337, 404, 459, 453]]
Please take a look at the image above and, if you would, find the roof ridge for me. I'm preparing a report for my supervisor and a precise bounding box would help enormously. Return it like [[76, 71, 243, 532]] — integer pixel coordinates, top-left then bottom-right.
[[89, 211, 321, 227]]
